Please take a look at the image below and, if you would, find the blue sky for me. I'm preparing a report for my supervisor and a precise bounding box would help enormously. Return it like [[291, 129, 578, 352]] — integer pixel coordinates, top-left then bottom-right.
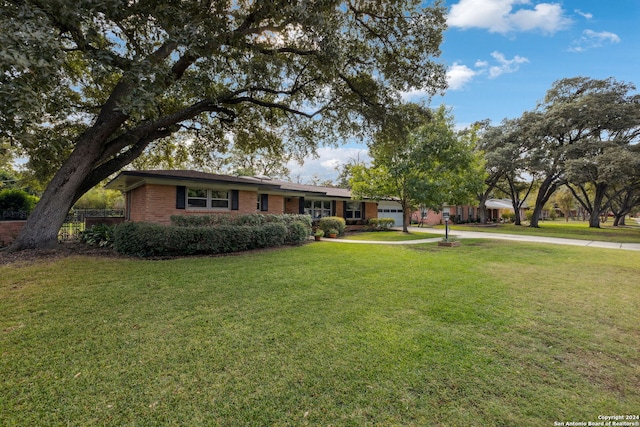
[[290, 0, 639, 183]]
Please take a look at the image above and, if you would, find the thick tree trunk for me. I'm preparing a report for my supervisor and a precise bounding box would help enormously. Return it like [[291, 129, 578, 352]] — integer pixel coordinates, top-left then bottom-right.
[[477, 200, 487, 224], [10, 137, 107, 250], [401, 201, 410, 233], [587, 183, 608, 228], [530, 175, 560, 228]]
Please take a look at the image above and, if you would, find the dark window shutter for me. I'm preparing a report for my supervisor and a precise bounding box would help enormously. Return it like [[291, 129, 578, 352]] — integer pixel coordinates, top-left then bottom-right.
[[260, 194, 269, 212], [361, 202, 365, 219], [343, 201, 347, 219], [298, 197, 305, 214], [331, 201, 336, 216], [231, 190, 239, 210], [176, 186, 186, 209]]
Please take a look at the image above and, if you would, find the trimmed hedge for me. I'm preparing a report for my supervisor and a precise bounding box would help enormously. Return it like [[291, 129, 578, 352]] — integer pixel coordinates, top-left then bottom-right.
[[317, 216, 346, 236], [367, 218, 395, 230], [115, 214, 312, 257], [170, 213, 312, 228]]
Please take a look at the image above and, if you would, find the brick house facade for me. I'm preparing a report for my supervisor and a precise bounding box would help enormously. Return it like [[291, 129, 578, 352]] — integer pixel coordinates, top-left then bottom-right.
[[106, 170, 379, 227]]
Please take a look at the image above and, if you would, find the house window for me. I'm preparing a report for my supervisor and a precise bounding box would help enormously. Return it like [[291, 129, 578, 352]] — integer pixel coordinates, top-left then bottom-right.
[[304, 200, 331, 219], [345, 202, 362, 219], [468, 206, 475, 219], [187, 188, 229, 209]]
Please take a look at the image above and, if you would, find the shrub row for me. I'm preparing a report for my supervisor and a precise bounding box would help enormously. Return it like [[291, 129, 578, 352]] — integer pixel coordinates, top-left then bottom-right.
[[113, 214, 312, 257], [366, 218, 395, 230], [170, 213, 312, 228]]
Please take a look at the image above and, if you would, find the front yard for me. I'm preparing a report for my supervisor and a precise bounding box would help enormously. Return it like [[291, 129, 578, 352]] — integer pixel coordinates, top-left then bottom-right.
[[2, 240, 639, 426]]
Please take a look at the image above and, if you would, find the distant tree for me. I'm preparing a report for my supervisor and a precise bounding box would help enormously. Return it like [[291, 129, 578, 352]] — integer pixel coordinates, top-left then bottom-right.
[[554, 186, 578, 222], [350, 105, 484, 232], [609, 182, 640, 226], [525, 77, 640, 228], [0, 189, 38, 213], [2, 0, 448, 250], [0, 169, 19, 190], [73, 187, 124, 210], [565, 144, 640, 227], [480, 119, 534, 226]]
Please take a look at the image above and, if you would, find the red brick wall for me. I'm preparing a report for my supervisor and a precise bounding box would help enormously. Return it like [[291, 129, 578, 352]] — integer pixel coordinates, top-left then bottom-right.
[[263, 194, 285, 215], [0, 221, 26, 247], [284, 197, 301, 214], [127, 185, 290, 225], [364, 201, 378, 221], [124, 184, 378, 226]]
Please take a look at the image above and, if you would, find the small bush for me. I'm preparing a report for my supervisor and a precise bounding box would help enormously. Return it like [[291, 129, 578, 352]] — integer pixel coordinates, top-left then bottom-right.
[[287, 221, 311, 245], [0, 189, 38, 213], [367, 218, 395, 230], [80, 224, 115, 248], [525, 210, 535, 222], [318, 216, 346, 236]]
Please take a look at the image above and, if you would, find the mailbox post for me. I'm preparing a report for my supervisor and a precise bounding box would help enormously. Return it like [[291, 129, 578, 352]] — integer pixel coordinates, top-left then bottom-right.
[[443, 211, 450, 241]]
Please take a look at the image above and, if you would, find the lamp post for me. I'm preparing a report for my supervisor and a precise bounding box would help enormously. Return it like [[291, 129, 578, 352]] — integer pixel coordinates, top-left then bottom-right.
[[443, 211, 450, 241]]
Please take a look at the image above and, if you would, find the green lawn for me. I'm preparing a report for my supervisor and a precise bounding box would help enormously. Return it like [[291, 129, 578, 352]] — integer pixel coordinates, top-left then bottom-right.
[[2, 241, 639, 426], [443, 220, 640, 243], [343, 230, 442, 241]]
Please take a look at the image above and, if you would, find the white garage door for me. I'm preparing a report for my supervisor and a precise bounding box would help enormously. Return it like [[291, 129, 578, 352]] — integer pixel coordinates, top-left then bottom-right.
[[377, 201, 404, 226]]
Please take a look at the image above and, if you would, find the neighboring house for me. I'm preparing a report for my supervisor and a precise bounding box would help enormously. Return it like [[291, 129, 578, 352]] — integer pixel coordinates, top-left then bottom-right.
[[105, 170, 380, 227], [410, 198, 530, 225]]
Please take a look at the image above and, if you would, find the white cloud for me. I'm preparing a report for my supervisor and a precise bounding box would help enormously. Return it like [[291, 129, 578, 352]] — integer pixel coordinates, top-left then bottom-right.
[[574, 9, 593, 20], [447, 0, 572, 34], [486, 51, 529, 78], [287, 146, 371, 184], [446, 63, 478, 90], [445, 52, 528, 90], [569, 29, 621, 52]]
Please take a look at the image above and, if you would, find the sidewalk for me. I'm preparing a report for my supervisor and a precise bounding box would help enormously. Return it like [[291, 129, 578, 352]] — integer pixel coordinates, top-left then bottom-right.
[[408, 226, 640, 251], [319, 226, 640, 252]]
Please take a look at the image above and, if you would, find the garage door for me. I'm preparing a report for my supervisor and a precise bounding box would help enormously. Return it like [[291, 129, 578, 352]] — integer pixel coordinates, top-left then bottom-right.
[[377, 201, 404, 226]]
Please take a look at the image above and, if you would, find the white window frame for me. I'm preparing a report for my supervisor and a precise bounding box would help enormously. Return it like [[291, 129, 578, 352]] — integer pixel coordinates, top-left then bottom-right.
[[186, 188, 230, 209], [304, 200, 331, 220], [345, 201, 362, 219]]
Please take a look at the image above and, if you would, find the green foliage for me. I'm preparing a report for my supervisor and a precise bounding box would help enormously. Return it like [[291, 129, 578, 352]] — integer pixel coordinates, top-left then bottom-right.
[[501, 212, 516, 223], [0, 189, 38, 212], [116, 214, 311, 256], [367, 218, 395, 230], [287, 221, 311, 244], [80, 224, 115, 248], [113, 222, 289, 257], [351, 105, 484, 231], [318, 216, 346, 236], [2, 0, 447, 225], [73, 188, 124, 209], [171, 213, 312, 230], [525, 210, 535, 222]]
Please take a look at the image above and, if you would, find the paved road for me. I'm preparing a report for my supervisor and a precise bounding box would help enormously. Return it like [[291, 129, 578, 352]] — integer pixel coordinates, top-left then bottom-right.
[[320, 225, 640, 252]]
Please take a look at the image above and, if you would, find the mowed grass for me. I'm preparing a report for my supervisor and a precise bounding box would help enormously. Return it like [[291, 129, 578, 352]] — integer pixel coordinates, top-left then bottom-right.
[[1, 241, 639, 426], [447, 220, 640, 243], [343, 230, 441, 241]]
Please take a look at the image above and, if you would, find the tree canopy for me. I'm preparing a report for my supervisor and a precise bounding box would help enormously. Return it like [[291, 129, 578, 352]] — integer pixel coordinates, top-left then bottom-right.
[[1, 0, 448, 249], [350, 105, 484, 232], [476, 77, 640, 228]]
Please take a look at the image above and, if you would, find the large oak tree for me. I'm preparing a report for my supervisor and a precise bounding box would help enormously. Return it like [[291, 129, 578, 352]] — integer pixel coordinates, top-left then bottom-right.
[[1, 0, 447, 249], [349, 105, 484, 232], [523, 77, 640, 228]]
